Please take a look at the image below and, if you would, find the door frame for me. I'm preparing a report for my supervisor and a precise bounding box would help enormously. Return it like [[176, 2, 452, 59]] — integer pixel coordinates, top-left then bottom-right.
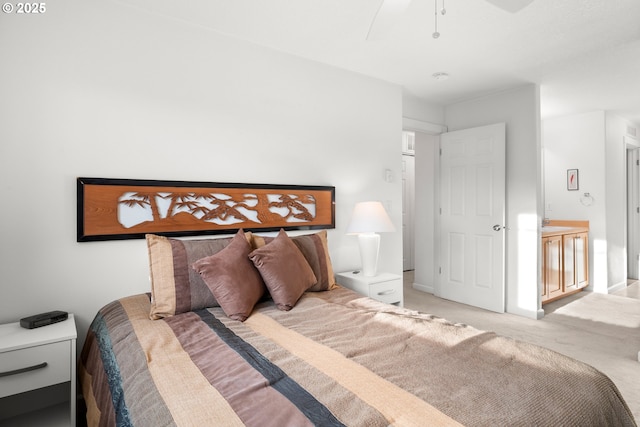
[[402, 149, 416, 271], [626, 137, 640, 280], [403, 118, 509, 313], [402, 118, 447, 293]]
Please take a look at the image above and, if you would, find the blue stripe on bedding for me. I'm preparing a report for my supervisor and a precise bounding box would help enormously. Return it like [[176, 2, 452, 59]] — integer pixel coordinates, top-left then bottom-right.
[[90, 311, 133, 427], [195, 309, 345, 427]]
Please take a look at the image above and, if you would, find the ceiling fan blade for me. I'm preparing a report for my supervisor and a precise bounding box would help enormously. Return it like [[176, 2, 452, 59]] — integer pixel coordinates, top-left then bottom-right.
[[366, 0, 413, 41], [484, 0, 535, 13]]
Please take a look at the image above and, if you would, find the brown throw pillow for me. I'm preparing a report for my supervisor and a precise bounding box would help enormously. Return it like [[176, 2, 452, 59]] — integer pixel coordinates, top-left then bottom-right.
[[249, 229, 317, 311], [191, 230, 265, 321], [251, 229, 336, 292], [147, 232, 251, 319]]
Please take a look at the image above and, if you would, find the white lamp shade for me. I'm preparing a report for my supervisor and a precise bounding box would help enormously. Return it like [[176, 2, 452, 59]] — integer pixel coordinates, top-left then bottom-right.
[[346, 201, 395, 276], [346, 201, 395, 234]]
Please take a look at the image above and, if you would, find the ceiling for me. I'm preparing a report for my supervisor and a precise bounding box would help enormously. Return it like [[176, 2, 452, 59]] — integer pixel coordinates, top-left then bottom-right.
[[120, 0, 640, 127]]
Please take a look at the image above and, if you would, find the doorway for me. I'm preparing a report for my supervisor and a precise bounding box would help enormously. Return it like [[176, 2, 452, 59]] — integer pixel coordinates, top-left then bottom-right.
[[626, 143, 640, 280], [402, 131, 415, 271], [401, 123, 441, 295], [401, 121, 506, 313]]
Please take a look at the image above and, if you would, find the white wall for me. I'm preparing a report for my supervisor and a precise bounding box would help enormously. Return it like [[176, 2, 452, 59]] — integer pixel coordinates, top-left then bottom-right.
[[543, 111, 635, 293], [542, 111, 608, 291], [404, 86, 541, 317], [0, 1, 404, 350], [402, 92, 445, 126], [445, 85, 542, 319]]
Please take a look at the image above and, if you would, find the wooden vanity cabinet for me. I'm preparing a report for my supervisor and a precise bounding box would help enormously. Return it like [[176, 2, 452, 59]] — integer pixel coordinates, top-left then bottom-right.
[[541, 221, 589, 304]]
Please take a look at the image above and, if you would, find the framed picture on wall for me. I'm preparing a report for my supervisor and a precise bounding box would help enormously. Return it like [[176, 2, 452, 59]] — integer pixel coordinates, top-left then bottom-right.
[[567, 169, 579, 191], [77, 177, 335, 242]]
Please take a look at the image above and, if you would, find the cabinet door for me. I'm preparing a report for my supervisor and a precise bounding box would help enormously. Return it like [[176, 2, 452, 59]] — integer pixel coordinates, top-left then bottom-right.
[[542, 235, 563, 302], [563, 234, 577, 291], [575, 232, 589, 288], [564, 232, 589, 291]]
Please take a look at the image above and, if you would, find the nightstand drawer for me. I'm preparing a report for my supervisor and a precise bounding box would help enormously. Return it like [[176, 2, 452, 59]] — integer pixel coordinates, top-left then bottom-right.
[[0, 340, 71, 398], [336, 271, 403, 306], [369, 280, 402, 304]]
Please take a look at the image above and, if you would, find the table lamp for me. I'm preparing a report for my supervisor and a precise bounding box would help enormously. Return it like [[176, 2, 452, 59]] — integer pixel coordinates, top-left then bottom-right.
[[346, 201, 396, 276]]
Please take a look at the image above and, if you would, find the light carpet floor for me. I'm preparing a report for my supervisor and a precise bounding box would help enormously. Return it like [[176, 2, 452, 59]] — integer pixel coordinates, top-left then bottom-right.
[[403, 272, 640, 423]]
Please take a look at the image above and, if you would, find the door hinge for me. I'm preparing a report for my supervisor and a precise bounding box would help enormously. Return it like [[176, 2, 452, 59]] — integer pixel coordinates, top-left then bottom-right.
[[439, 267, 442, 274], [636, 159, 639, 166], [439, 148, 442, 156]]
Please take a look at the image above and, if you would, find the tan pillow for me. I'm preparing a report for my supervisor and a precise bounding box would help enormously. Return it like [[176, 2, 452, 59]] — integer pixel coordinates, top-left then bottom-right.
[[191, 230, 265, 321], [249, 229, 317, 311], [251, 229, 336, 291], [146, 232, 252, 320]]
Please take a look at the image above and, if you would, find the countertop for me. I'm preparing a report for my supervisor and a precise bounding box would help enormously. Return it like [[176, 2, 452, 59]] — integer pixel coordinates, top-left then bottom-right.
[[541, 220, 589, 237]]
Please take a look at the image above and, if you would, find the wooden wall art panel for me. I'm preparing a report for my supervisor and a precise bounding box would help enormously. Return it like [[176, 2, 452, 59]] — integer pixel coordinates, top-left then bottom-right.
[[77, 178, 335, 242]]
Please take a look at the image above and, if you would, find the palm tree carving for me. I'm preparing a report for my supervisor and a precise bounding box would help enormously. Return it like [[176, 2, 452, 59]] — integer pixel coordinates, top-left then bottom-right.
[[167, 192, 201, 217], [196, 194, 252, 223], [120, 192, 162, 222], [255, 194, 286, 224], [118, 191, 316, 229], [270, 195, 315, 221]]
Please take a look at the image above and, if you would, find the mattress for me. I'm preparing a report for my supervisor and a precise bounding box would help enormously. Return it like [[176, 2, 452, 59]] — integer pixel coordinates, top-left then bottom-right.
[[79, 286, 637, 426]]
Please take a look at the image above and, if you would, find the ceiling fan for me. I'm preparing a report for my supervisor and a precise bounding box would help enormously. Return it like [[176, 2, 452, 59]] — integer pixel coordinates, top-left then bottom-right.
[[366, 0, 536, 40]]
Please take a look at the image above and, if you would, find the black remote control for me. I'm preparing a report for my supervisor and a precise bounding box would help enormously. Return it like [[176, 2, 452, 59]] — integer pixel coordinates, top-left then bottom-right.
[[20, 311, 68, 329]]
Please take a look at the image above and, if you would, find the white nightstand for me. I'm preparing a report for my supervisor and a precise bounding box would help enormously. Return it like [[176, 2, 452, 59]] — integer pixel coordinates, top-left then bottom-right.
[[336, 271, 403, 306], [0, 314, 77, 426]]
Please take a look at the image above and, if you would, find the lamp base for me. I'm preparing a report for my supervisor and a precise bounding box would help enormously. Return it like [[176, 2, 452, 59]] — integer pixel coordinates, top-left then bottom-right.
[[358, 232, 380, 277]]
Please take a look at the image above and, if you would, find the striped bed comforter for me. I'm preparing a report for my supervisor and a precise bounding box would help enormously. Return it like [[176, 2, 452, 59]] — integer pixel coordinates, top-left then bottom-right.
[[79, 287, 636, 427]]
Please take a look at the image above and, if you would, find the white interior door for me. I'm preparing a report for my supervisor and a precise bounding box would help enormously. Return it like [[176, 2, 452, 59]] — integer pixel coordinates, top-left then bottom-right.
[[439, 123, 506, 313]]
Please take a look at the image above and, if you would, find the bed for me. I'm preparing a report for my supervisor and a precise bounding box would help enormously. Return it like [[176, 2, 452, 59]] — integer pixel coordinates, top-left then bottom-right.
[[79, 230, 637, 426]]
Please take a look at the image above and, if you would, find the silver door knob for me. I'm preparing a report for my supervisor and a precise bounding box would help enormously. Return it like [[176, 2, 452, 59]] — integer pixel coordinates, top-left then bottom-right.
[[493, 224, 503, 231]]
